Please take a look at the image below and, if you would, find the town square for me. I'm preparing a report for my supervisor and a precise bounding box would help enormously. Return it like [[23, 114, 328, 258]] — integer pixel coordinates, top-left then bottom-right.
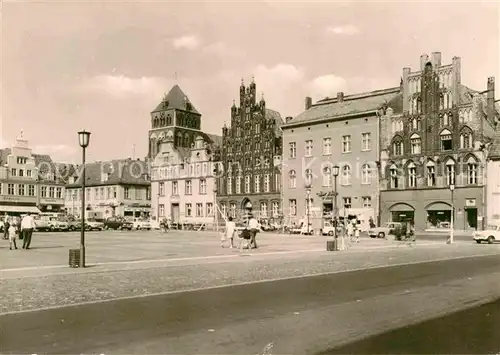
[[1, 1, 499, 354]]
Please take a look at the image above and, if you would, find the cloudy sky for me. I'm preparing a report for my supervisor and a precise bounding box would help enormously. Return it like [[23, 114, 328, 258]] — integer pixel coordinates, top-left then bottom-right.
[[1, 0, 498, 163]]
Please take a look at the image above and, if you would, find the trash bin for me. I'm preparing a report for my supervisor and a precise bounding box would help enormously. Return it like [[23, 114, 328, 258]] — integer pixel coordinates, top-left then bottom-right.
[[326, 239, 337, 251], [69, 249, 80, 268]]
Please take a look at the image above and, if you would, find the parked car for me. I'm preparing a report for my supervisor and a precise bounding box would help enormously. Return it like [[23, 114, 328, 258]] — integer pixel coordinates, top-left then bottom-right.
[[85, 219, 105, 231], [47, 217, 69, 232], [133, 219, 151, 230], [473, 224, 500, 244], [66, 219, 82, 231], [104, 217, 133, 230], [34, 216, 51, 232], [368, 222, 402, 239]]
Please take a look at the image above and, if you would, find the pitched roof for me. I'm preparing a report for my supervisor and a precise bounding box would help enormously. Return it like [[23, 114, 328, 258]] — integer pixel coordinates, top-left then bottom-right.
[[266, 108, 285, 137], [66, 159, 150, 188], [151, 85, 200, 114], [287, 87, 401, 126]]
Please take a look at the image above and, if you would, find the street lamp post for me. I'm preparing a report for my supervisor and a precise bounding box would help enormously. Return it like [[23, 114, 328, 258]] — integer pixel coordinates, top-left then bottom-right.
[[78, 130, 91, 267], [448, 182, 455, 244], [213, 186, 218, 233], [304, 177, 312, 235], [332, 165, 340, 248]]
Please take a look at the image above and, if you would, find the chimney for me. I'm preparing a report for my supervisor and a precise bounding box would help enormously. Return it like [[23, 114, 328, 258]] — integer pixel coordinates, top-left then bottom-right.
[[487, 77, 495, 122], [420, 54, 429, 71], [285, 116, 293, 123], [431, 52, 442, 68], [337, 92, 344, 102], [402, 67, 410, 112], [305, 97, 312, 110]]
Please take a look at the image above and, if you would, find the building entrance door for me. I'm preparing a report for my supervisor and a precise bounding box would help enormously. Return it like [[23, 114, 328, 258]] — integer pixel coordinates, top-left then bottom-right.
[[171, 203, 180, 223], [465, 207, 478, 230]]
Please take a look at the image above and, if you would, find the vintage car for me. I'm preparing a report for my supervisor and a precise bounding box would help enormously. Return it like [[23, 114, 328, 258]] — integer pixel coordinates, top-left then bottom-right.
[[104, 217, 133, 230], [368, 222, 403, 238], [133, 218, 151, 230], [47, 217, 69, 232], [473, 224, 500, 244], [85, 219, 105, 231]]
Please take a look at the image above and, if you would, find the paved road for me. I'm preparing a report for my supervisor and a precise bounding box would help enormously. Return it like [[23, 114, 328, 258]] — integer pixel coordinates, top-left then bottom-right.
[[2, 254, 500, 354], [321, 298, 500, 354]]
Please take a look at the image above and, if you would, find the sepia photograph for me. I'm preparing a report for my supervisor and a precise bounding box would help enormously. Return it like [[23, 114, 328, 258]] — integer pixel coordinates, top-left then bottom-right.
[[0, 1, 499, 354]]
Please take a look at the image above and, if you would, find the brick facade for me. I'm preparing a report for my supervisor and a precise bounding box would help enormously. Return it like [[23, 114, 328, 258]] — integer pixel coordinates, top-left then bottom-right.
[[379, 53, 496, 231]]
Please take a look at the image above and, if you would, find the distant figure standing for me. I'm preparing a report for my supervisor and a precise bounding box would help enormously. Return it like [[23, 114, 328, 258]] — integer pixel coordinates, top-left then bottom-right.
[[346, 220, 354, 241], [8, 223, 18, 250], [354, 223, 360, 243], [21, 213, 35, 249], [369, 217, 376, 229], [3, 214, 10, 240], [248, 214, 259, 249]]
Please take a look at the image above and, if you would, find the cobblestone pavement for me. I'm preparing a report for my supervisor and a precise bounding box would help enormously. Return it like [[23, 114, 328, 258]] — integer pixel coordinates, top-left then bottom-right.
[[1, 242, 498, 315], [0, 229, 437, 271]]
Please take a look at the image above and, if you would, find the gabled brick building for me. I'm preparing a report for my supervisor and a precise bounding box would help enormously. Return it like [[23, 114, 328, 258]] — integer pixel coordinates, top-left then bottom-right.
[[216, 78, 284, 221], [379, 53, 497, 231]]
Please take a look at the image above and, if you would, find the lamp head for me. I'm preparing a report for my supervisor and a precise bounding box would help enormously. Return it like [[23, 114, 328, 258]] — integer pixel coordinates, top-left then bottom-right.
[[78, 130, 91, 148], [332, 165, 340, 177], [449, 184, 455, 191]]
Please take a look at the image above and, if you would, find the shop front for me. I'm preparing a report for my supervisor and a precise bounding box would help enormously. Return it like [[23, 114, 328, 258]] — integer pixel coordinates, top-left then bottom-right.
[[0, 195, 41, 216], [389, 203, 415, 225], [425, 202, 452, 229], [39, 198, 65, 213]]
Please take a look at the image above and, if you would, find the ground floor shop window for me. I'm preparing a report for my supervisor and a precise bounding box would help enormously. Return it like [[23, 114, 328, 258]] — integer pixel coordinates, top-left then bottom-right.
[[427, 210, 451, 229], [391, 211, 414, 224]]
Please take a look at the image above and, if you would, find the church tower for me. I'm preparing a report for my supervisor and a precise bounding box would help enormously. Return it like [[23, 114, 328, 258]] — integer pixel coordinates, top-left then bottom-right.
[[148, 85, 202, 160]]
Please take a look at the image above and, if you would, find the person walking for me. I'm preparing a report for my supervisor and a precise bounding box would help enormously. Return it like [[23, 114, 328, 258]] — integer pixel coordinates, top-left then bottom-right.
[[221, 216, 236, 248], [8, 222, 18, 250], [248, 214, 259, 249], [21, 213, 35, 249], [346, 220, 354, 242], [354, 222, 360, 243]]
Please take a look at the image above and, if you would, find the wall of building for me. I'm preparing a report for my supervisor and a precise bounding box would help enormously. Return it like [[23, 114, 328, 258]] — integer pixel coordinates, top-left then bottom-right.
[[281, 114, 379, 229], [487, 160, 500, 223], [65, 184, 150, 219], [381, 185, 484, 231]]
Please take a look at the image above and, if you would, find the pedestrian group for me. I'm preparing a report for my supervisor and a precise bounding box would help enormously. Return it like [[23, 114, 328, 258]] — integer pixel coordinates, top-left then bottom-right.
[[2, 213, 36, 250]]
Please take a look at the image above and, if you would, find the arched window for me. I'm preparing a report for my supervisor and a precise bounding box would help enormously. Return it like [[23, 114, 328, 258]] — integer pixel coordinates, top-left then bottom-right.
[[445, 159, 456, 186], [407, 162, 417, 188], [426, 160, 436, 187], [410, 133, 421, 154], [443, 92, 449, 109], [440, 128, 453, 151], [289, 170, 297, 188], [460, 128, 473, 149], [389, 164, 399, 189], [361, 164, 371, 184], [417, 97, 421, 113], [392, 137, 404, 156], [166, 115, 172, 125], [341, 165, 351, 186], [442, 113, 449, 126], [439, 93, 444, 110], [322, 167, 332, 187], [467, 156, 478, 185]]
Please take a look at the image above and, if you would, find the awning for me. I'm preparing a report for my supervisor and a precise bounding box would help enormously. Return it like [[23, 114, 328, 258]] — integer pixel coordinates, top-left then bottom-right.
[[0, 206, 42, 214], [389, 203, 415, 212], [426, 202, 451, 211]]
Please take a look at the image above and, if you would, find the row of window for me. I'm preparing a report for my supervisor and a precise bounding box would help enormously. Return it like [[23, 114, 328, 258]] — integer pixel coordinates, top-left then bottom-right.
[[408, 92, 453, 115], [167, 179, 209, 196], [225, 175, 273, 194], [0, 184, 62, 198], [407, 72, 453, 96], [392, 129, 473, 156], [158, 203, 214, 218], [289, 165, 374, 187], [65, 187, 151, 201], [287, 196, 372, 215], [154, 163, 213, 180], [10, 168, 33, 178], [388, 160, 478, 189], [289, 133, 372, 158], [220, 201, 280, 218]]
